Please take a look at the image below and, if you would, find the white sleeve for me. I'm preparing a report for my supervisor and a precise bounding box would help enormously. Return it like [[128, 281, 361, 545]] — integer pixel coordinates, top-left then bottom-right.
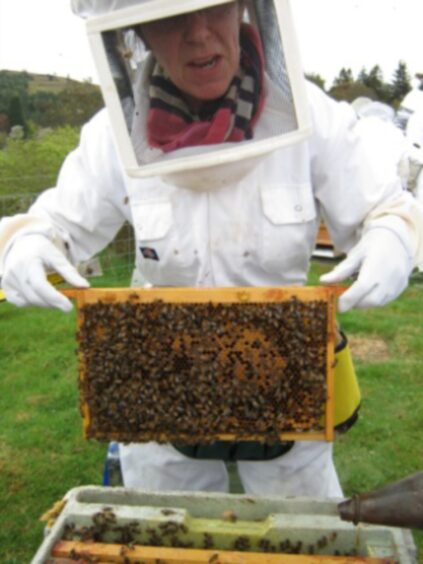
[[0, 109, 128, 274], [307, 83, 423, 267]]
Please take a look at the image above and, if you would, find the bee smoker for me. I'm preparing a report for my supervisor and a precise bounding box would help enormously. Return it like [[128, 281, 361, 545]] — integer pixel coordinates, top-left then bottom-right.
[[338, 471, 423, 530]]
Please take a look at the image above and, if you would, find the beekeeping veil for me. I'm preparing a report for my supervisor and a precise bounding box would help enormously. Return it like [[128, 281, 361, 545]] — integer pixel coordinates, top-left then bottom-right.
[[72, 0, 311, 189]]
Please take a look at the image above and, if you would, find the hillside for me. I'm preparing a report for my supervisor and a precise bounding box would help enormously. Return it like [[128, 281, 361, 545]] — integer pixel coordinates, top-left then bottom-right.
[[28, 72, 94, 95], [1, 69, 99, 94], [10, 70, 87, 95], [0, 70, 103, 130]]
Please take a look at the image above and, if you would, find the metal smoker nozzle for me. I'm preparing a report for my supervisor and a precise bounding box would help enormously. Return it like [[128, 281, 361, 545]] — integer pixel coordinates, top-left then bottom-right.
[[338, 471, 423, 530]]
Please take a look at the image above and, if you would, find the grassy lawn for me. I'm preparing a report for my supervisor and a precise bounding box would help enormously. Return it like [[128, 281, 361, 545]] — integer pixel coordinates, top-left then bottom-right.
[[0, 261, 422, 562]]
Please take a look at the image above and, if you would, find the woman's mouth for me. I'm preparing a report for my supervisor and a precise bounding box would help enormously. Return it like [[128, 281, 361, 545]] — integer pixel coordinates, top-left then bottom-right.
[[189, 55, 221, 69]]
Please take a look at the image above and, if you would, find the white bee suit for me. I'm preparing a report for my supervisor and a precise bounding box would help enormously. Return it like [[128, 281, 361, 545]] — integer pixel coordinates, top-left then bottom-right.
[[118, 440, 342, 496], [1, 82, 423, 495], [2, 82, 421, 283]]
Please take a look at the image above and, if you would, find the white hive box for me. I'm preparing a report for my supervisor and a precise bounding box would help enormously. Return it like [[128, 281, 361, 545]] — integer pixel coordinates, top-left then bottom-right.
[[32, 486, 417, 563]]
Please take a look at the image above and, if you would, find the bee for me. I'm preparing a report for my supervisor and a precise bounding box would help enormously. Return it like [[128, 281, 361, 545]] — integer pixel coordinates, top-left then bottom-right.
[[203, 532, 214, 549], [77, 295, 329, 442], [233, 535, 251, 551]]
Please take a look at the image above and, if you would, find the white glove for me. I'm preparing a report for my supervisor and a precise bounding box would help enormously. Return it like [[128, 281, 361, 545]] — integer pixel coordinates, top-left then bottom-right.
[[2, 234, 89, 312], [320, 228, 413, 312]]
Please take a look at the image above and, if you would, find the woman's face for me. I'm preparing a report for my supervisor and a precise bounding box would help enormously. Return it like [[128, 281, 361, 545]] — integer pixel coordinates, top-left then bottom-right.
[[140, 3, 244, 109]]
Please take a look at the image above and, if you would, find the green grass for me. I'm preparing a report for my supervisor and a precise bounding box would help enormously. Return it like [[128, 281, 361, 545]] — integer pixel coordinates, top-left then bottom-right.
[[0, 306, 106, 563], [0, 261, 422, 562]]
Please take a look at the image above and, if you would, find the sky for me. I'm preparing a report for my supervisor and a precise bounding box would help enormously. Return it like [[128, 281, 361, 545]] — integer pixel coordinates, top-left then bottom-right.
[[0, 0, 422, 88]]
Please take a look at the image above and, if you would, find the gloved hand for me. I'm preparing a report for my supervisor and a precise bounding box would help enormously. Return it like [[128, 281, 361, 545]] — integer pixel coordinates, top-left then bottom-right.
[[2, 234, 89, 312], [320, 228, 413, 312]]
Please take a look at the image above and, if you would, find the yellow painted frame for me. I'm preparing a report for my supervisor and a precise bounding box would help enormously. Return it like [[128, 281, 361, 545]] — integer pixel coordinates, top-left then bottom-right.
[[63, 286, 341, 443]]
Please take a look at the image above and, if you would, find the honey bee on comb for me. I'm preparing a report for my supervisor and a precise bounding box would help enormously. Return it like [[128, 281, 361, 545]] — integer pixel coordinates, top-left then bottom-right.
[[76, 295, 330, 443]]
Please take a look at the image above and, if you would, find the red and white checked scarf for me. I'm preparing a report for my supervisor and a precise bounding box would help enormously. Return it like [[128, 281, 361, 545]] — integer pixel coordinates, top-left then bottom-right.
[[146, 24, 265, 152]]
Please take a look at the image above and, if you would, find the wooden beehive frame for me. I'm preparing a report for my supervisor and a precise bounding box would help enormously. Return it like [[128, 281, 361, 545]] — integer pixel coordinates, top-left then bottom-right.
[[63, 286, 340, 443], [51, 540, 394, 563]]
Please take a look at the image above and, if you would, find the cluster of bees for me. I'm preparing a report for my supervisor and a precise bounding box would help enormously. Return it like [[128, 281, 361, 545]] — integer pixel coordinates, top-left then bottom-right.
[[62, 508, 191, 548], [59, 508, 355, 557], [77, 297, 328, 442]]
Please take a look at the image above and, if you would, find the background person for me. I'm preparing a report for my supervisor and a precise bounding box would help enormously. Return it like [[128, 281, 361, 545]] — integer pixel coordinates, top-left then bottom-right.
[[405, 105, 423, 204], [351, 97, 411, 191], [396, 74, 423, 131]]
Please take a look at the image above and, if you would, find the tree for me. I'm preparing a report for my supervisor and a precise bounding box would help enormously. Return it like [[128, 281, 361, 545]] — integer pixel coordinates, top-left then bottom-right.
[[357, 65, 391, 103], [0, 113, 10, 133], [365, 65, 384, 91], [8, 96, 27, 135], [33, 82, 103, 128], [305, 73, 326, 91], [390, 60, 411, 105], [27, 91, 60, 127], [357, 67, 369, 84], [0, 71, 31, 116], [332, 68, 354, 88], [329, 82, 376, 103]]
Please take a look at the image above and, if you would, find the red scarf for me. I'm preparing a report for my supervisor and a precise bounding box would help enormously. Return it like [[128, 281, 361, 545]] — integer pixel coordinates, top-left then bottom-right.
[[147, 24, 265, 152]]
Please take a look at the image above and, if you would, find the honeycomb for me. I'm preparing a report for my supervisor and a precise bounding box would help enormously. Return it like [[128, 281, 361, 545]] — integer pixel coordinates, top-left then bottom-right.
[[76, 295, 330, 443]]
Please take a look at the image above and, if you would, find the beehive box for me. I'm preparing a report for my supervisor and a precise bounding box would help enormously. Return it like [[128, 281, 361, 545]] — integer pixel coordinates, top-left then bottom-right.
[[64, 286, 340, 443], [32, 486, 417, 563]]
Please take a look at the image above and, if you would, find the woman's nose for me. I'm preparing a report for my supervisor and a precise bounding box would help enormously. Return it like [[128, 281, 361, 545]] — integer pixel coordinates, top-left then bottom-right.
[[183, 11, 212, 42]]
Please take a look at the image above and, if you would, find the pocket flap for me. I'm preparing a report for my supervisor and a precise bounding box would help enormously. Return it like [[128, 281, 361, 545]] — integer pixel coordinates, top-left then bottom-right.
[[261, 183, 316, 224], [132, 199, 172, 240]]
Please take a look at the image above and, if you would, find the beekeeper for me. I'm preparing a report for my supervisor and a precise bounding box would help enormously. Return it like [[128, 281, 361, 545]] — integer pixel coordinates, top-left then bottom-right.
[[396, 75, 423, 131], [1, 0, 423, 498], [351, 98, 410, 191], [406, 105, 423, 204]]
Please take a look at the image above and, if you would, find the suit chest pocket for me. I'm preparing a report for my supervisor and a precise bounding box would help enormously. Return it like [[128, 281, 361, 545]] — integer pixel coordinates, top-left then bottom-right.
[[259, 183, 318, 274], [132, 198, 199, 286]]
